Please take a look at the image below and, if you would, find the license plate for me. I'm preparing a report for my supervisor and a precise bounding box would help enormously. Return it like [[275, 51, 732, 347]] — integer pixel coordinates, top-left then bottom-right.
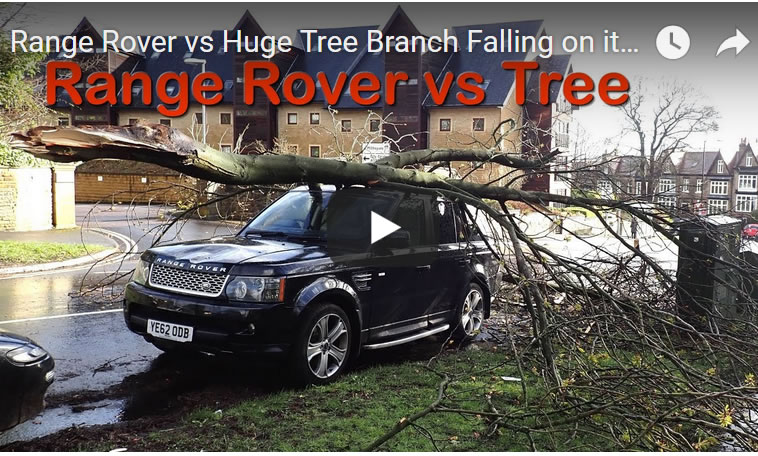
[[147, 319, 194, 343]]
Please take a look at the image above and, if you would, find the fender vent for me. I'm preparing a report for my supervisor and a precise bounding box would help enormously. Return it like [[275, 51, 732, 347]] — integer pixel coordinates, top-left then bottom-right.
[[352, 272, 372, 291]]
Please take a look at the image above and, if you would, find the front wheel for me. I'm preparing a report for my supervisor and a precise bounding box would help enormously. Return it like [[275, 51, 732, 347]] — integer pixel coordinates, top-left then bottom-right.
[[454, 283, 485, 339], [291, 303, 352, 385]]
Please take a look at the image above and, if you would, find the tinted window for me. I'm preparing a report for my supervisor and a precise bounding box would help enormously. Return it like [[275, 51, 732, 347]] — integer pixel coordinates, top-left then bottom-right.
[[432, 201, 457, 244], [392, 196, 427, 246]]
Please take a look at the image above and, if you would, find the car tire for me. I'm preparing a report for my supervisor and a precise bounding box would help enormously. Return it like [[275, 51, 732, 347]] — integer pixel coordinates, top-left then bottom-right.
[[290, 303, 352, 386], [453, 283, 485, 340]]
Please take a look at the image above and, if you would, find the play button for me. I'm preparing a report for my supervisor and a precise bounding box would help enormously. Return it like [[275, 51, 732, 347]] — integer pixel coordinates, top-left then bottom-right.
[[371, 211, 401, 244]]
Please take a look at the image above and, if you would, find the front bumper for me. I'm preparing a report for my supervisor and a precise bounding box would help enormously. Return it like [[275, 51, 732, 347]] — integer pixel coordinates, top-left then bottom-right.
[[124, 282, 296, 356], [0, 356, 54, 431]]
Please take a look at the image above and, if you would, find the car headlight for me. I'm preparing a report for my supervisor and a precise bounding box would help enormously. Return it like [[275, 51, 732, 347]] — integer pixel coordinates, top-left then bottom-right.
[[226, 277, 285, 302], [6, 344, 49, 365], [132, 259, 150, 285]]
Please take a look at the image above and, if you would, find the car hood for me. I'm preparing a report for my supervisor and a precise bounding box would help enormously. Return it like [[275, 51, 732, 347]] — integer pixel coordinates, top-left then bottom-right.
[[146, 236, 329, 267], [0, 328, 32, 346]]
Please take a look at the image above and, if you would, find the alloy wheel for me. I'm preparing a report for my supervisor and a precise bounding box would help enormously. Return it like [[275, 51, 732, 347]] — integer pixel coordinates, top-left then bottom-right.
[[306, 313, 349, 379], [461, 288, 484, 336]]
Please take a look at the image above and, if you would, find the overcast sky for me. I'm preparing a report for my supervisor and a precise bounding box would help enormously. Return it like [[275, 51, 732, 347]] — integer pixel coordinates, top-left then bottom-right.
[[6, 2, 758, 160]]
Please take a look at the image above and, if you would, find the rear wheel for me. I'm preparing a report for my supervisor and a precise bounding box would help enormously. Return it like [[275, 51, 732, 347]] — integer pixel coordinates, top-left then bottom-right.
[[291, 303, 352, 385], [454, 283, 485, 339]]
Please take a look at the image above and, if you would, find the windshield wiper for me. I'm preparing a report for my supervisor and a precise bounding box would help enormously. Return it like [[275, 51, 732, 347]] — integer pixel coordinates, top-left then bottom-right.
[[245, 230, 325, 242], [245, 229, 289, 238]]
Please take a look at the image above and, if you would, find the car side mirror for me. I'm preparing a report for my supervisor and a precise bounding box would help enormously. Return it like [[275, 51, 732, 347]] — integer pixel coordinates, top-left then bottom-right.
[[374, 229, 411, 250]]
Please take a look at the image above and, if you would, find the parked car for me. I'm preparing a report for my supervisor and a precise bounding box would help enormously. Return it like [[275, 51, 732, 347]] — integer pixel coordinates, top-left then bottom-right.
[[0, 329, 55, 431], [743, 223, 758, 239], [124, 185, 501, 384]]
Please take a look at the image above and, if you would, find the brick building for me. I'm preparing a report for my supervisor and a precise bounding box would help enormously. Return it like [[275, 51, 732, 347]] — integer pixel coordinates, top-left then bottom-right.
[[47, 9, 575, 202]]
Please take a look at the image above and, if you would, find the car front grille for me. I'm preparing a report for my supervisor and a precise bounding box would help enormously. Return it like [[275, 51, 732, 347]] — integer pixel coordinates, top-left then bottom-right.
[[149, 263, 229, 297]]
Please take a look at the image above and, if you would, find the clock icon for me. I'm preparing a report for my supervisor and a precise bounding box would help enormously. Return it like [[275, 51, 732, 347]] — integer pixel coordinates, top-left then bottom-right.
[[656, 25, 690, 60]]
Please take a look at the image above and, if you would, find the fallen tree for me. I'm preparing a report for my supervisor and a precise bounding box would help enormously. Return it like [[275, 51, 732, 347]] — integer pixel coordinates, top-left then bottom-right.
[[10, 123, 758, 450]]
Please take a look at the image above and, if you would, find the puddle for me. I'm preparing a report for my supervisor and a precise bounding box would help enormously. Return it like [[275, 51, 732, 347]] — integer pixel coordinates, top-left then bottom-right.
[[0, 399, 125, 447]]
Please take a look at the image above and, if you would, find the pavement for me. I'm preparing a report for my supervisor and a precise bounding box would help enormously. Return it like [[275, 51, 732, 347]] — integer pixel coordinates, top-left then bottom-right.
[[0, 226, 114, 246]]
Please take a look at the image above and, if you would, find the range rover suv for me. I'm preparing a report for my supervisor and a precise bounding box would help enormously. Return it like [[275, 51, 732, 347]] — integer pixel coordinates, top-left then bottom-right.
[[124, 185, 501, 384]]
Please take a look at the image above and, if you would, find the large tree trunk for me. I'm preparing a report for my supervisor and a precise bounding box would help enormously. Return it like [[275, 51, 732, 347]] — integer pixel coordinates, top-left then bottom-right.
[[10, 124, 619, 210]]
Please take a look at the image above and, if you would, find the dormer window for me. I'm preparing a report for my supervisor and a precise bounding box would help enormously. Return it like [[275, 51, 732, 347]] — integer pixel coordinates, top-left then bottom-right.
[[717, 160, 725, 173], [748, 156, 753, 167]]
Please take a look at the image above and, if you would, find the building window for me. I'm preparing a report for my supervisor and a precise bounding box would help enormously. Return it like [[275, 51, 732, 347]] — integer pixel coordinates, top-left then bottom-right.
[[57, 117, 69, 126], [717, 159, 725, 173], [97, 176, 103, 182], [287, 113, 297, 125], [220, 113, 232, 125], [309, 113, 320, 125], [128, 118, 138, 125], [736, 195, 758, 213], [288, 145, 298, 154], [310, 145, 320, 158], [709, 199, 729, 214], [195, 112, 203, 125], [657, 196, 676, 208], [440, 118, 451, 132], [598, 180, 612, 197], [680, 178, 689, 193], [696, 179, 703, 193], [659, 178, 674, 193], [739, 174, 758, 191], [159, 119, 171, 126], [472, 118, 485, 131], [341, 120, 352, 132], [635, 181, 642, 195], [748, 155, 753, 167], [369, 119, 380, 132], [220, 145, 232, 153], [710, 180, 728, 195], [140, 177, 148, 184]]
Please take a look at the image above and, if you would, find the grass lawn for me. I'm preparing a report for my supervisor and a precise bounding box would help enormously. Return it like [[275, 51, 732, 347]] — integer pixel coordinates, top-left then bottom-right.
[[79, 347, 614, 452], [0, 240, 108, 266]]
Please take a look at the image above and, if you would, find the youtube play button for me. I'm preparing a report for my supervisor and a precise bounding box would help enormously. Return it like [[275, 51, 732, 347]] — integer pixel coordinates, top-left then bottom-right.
[[370, 211, 400, 244], [322, 187, 438, 267]]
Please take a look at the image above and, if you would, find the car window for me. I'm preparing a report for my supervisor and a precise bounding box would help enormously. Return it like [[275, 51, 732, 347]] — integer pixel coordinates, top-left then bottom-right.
[[432, 200, 458, 244], [322, 193, 394, 241], [244, 191, 332, 235], [392, 195, 427, 246]]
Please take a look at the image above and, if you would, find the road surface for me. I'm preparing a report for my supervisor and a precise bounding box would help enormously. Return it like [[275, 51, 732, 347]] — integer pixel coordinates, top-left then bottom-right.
[[0, 204, 244, 446]]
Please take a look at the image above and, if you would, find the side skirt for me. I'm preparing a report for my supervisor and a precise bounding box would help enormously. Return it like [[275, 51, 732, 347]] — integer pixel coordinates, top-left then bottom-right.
[[362, 324, 450, 350]]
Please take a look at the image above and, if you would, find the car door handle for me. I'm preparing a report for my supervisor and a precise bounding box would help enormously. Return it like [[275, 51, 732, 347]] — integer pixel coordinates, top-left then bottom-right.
[[416, 264, 431, 270]]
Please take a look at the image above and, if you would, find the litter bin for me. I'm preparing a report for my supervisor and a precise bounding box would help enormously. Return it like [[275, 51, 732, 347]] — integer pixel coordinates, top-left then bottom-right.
[[676, 215, 742, 320]]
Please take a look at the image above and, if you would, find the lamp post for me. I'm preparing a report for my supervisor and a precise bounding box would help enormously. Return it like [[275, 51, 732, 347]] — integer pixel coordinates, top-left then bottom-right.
[[183, 57, 207, 144]]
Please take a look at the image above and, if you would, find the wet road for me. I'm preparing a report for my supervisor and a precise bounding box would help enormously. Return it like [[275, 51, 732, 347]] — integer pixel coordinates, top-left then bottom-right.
[[0, 204, 245, 445]]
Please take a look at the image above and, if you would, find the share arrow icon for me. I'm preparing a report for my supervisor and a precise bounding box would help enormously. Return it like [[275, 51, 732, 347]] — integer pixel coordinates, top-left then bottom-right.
[[716, 28, 750, 56]]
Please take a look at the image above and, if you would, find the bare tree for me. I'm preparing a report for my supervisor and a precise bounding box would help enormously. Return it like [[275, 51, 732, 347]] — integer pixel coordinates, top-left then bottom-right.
[[620, 79, 719, 197]]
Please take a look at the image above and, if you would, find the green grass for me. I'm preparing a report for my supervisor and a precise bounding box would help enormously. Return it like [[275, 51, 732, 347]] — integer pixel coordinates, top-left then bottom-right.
[[0, 240, 107, 266], [110, 348, 612, 452]]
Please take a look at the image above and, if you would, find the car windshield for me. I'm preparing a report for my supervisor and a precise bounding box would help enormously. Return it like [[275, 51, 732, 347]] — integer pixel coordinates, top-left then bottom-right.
[[240, 189, 395, 242]]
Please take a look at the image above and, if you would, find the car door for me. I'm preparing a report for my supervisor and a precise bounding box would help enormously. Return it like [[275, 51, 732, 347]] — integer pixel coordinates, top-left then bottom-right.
[[427, 198, 468, 326], [366, 193, 437, 340]]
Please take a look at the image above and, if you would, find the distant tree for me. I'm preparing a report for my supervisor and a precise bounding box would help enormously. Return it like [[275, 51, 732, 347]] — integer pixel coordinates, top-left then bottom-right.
[[0, 2, 50, 166], [620, 79, 719, 197]]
